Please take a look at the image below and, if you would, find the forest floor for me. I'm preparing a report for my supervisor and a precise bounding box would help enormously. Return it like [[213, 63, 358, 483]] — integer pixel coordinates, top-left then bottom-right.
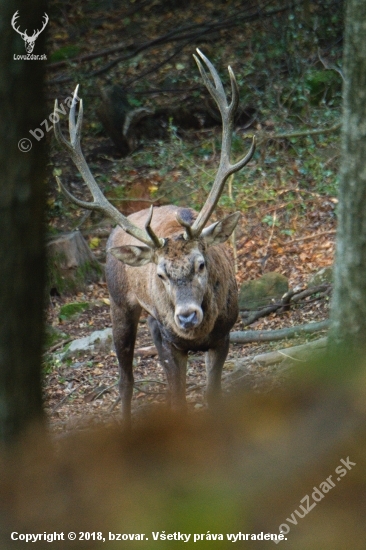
[[44, 196, 335, 433]]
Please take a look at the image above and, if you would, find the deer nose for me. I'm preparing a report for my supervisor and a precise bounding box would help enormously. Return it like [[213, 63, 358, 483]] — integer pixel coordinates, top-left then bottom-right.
[[177, 311, 199, 330]]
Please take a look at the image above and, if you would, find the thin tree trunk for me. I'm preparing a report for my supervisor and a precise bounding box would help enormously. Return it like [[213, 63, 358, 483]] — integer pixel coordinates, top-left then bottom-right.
[[0, 0, 48, 443], [330, 0, 366, 349]]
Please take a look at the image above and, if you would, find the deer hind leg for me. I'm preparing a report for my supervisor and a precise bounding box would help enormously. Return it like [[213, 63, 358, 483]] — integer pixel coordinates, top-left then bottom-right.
[[110, 299, 141, 426], [148, 316, 188, 412], [205, 336, 230, 407]]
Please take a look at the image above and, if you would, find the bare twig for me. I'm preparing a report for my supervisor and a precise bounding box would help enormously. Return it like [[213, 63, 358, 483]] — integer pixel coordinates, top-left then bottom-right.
[[48, 41, 133, 71], [284, 230, 336, 245], [134, 379, 167, 386], [186, 382, 206, 393], [258, 122, 341, 147], [124, 40, 192, 87], [108, 379, 167, 410], [132, 378, 168, 395], [48, 3, 298, 85], [240, 284, 331, 326], [241, 304, 280, 326], [133, 386, 166, 395], [318, 48, 345, 82], [108, 395, 120, 413], [51, 384, 81, 413], [93, 381, 118, 400], [263, 211, 277, 259], [72, 210, 92, 230], [44, 338, 73, 354], [291, 285, 331, 302]]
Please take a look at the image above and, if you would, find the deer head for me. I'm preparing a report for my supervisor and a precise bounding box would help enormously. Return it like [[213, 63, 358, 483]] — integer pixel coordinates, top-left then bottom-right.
[[11, 11, 49, 54]]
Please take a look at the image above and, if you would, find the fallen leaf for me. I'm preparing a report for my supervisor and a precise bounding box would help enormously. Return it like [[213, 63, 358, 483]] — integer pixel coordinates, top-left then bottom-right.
[[135, 346, 158, 358], [89, 237, 100, 249]]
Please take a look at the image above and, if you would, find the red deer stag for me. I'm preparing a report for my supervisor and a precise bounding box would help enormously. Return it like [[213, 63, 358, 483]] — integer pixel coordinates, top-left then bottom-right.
[[54, 49, 255, 425]]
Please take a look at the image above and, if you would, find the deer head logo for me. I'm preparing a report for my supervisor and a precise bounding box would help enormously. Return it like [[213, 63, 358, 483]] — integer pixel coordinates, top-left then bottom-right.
[[11, 11, 49, 54]]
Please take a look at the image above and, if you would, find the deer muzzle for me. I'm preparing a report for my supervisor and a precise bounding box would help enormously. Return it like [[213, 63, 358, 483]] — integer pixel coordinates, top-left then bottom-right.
[[175, 306, 203, 330]]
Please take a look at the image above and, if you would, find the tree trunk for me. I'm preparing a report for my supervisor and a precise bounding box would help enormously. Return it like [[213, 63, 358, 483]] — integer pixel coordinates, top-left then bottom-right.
[[47, 232, 103, 295], [0, 0, 48, 443], [330, 0, 366, 350]]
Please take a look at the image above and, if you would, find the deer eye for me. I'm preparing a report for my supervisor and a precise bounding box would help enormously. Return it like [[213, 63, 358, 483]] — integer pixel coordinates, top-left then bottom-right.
[[157, 267, 168, 281], [198, 261, 205, 272]]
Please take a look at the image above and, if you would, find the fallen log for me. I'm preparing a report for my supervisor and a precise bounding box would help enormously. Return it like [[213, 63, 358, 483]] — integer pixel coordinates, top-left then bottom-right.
[[230, 320, 329, 344], [252, 337, 327, 366]]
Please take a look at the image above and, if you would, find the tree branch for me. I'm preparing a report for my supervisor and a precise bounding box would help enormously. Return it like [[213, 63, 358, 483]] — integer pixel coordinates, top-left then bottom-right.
[[240, 284, 331, 326], [48, 3, 299, 85], [318, 48, 345, 82], [258, 122, 341, 146], [283, 230, 336, 245]]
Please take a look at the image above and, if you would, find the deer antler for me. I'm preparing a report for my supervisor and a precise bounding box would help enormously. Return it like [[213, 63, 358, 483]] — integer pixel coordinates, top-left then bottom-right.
[[31, 13, 49, 40], [11, 11, 49, 41], [186, 49, 256, 239], [11, 11, 26, 39], [53, 86, 164, 249]]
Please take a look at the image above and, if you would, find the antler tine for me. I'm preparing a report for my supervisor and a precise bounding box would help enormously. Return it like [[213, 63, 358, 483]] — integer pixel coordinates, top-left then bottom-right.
[[231, 134, 256, 173], [176, 211, 194, 240], [145, 206, 165, 249], [32, 12, 49, 39], [189, 49, 256, 238], [227, 65, 240, 115], [53, 99, 72, 151], [41, 13, 49, 29], [55, 175, 96, 211], [53, 88, 164, 249], [193, 49, 239, 120], [193, 49, 227, 107], [11, 11, 18, 27], [54, 90, 102, 205], [69, 85, 80, 144], [11, 11, 26, 38]]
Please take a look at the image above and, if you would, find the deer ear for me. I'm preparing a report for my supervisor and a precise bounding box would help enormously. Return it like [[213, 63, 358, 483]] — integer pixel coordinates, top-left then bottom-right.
[[201, 212, 241, 246], [108, 245, 154, 267]]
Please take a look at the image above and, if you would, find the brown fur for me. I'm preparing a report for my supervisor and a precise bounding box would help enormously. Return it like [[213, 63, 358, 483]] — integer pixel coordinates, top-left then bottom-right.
[[106, 205, 238, 423]]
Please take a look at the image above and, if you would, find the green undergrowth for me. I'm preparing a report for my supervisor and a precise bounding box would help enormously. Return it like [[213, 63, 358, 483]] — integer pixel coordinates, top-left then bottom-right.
[[58, 301, 90, 321], [44, 324, 69, 349], [105, 112, 340, 225]]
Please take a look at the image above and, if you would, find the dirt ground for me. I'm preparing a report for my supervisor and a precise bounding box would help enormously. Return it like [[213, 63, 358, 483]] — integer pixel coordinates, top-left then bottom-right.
[[44, 203, 334, 433]]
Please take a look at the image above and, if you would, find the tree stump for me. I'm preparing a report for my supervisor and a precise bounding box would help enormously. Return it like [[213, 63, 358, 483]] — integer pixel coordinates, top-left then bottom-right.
[[47, 231, 103, 295]]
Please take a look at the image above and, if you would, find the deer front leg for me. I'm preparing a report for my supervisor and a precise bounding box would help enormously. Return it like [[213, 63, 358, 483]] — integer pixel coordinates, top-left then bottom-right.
[[148, 316, 188, 411], [205, 336, 230, 407], [110, 300, 141, 426]]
